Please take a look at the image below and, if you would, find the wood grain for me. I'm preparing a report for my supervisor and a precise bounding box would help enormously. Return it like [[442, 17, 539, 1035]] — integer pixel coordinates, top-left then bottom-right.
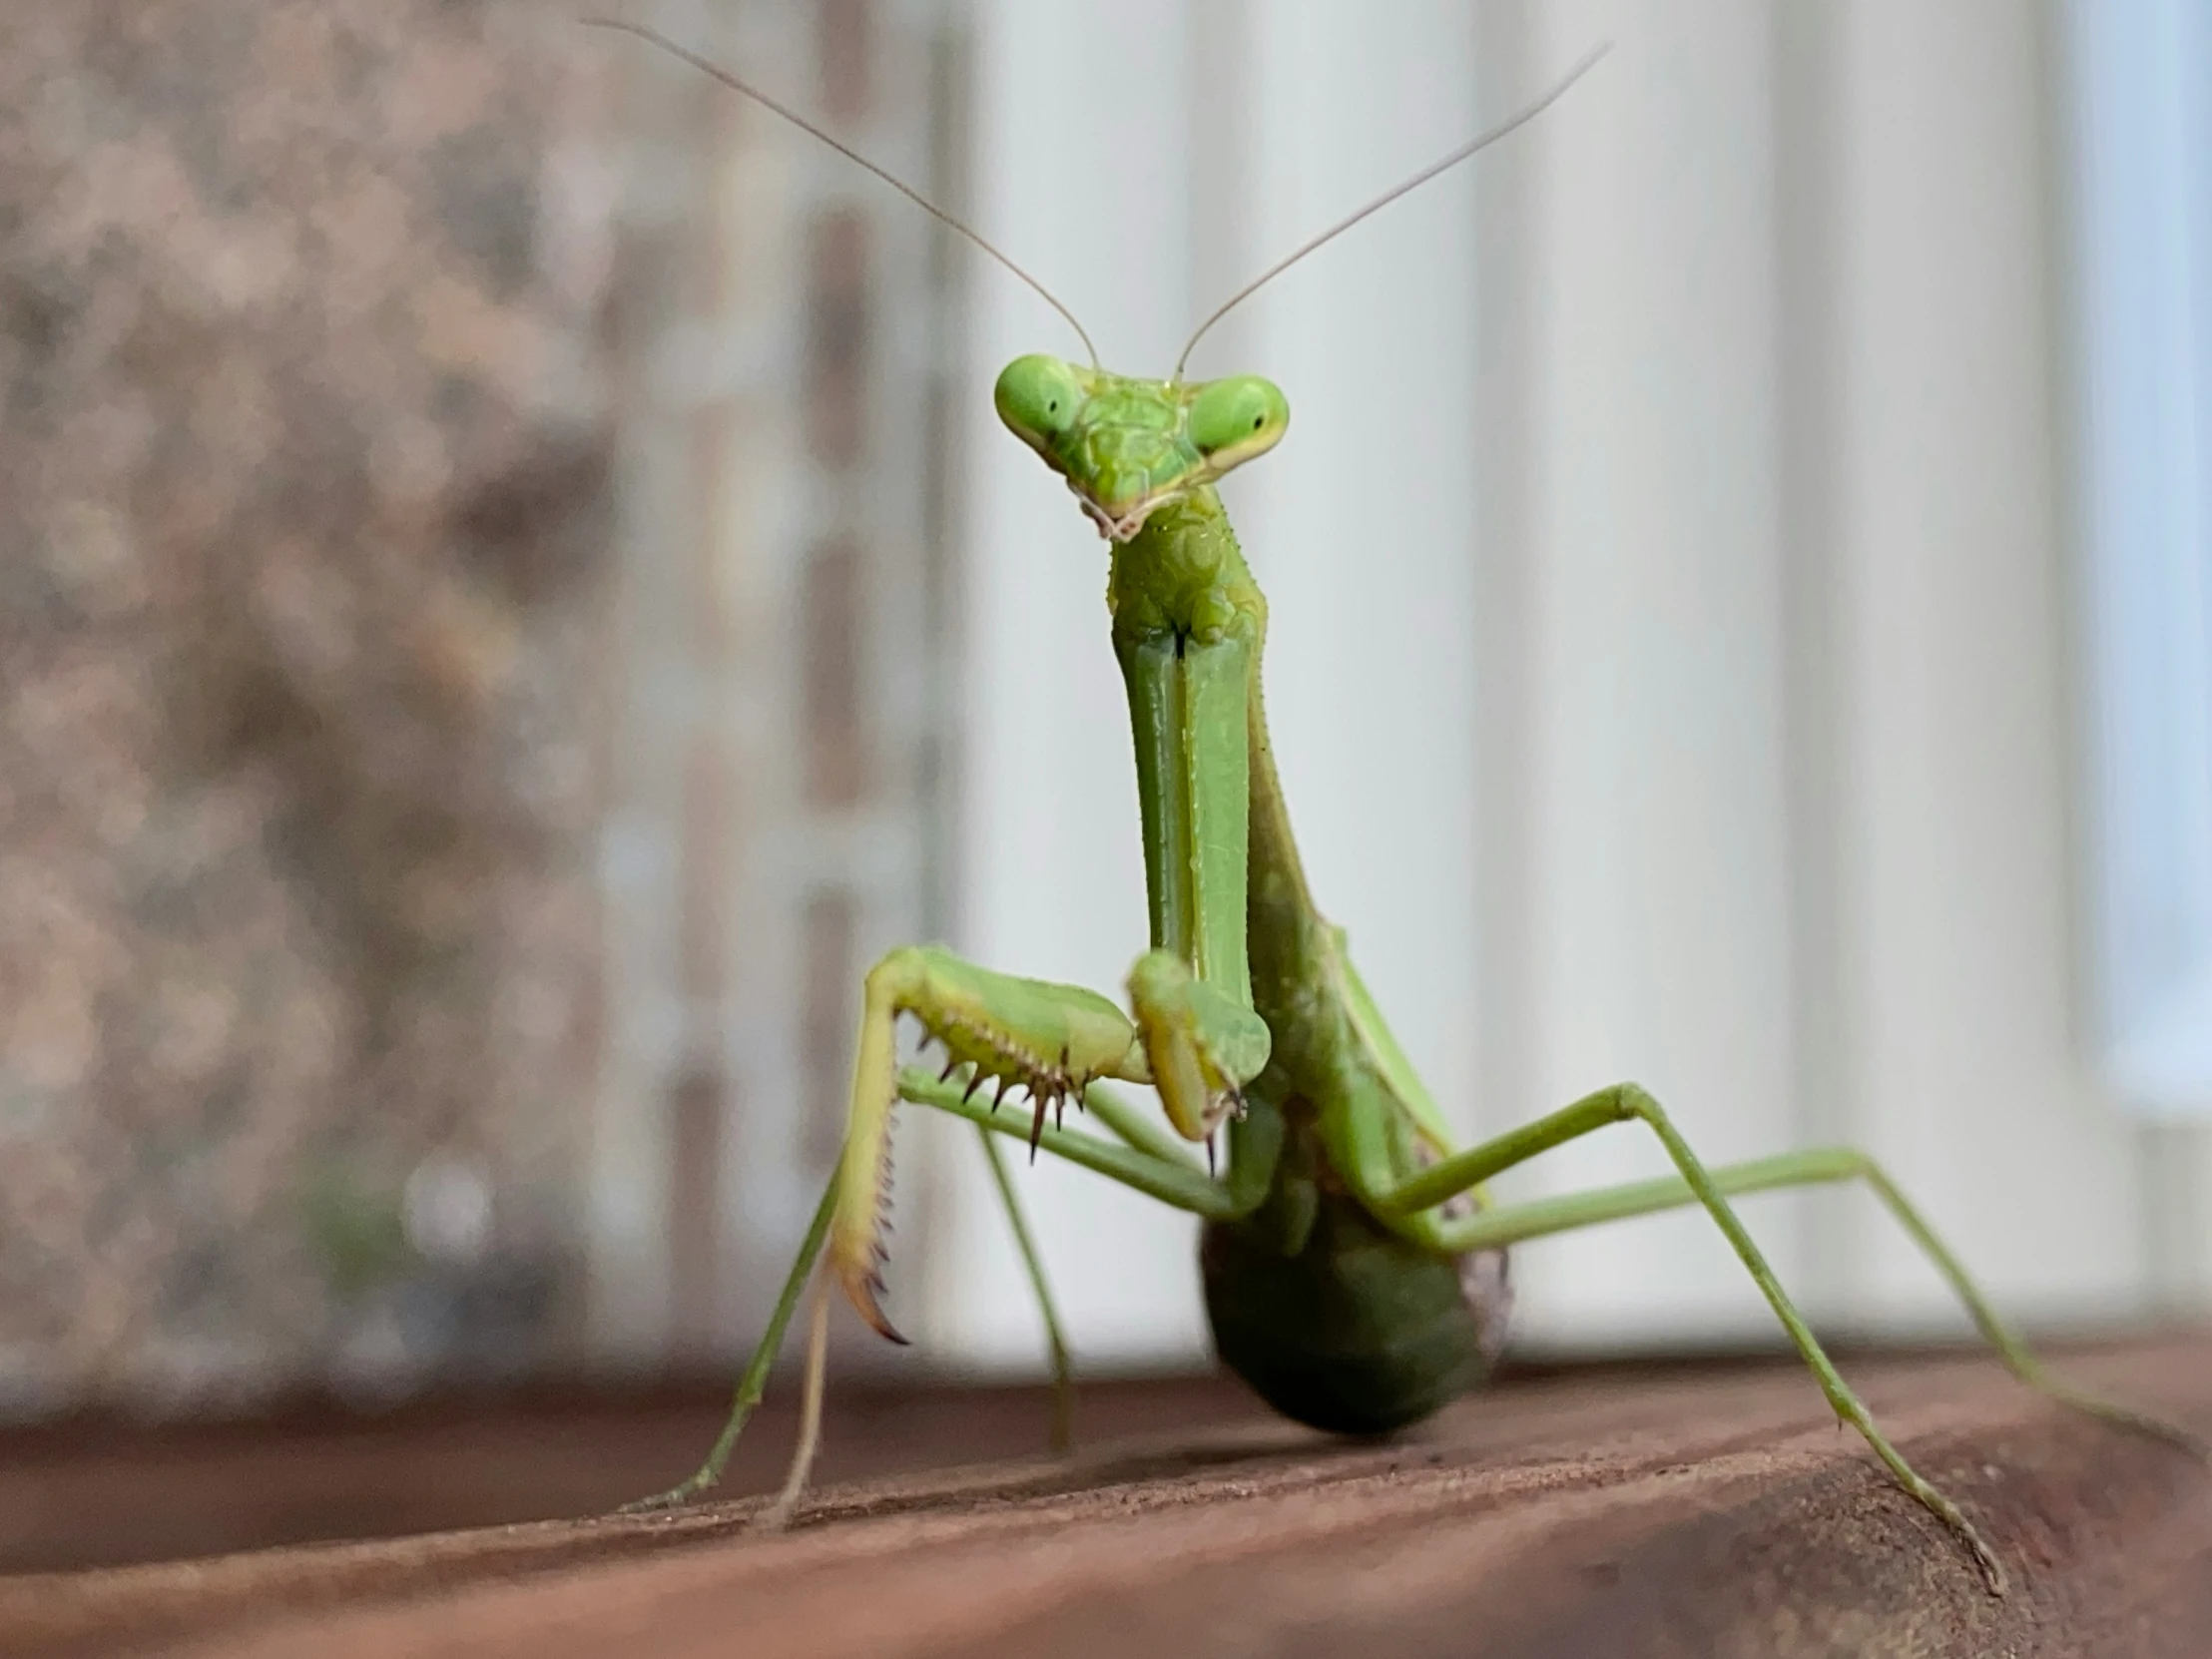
[[5, 1337, 2209, 1658]]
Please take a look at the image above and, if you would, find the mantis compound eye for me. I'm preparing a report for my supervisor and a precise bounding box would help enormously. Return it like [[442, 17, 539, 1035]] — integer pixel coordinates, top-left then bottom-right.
[[993, 353, 1085, 452], [1186, 374, 1290, 473]]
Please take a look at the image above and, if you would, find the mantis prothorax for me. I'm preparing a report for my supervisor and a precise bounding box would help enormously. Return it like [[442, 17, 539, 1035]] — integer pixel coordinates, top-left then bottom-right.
[[590, 19, 2198, 1595]]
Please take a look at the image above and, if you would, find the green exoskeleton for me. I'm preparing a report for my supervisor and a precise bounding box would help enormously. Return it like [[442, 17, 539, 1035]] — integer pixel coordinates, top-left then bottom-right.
[[592, 20, 2195, 1595]]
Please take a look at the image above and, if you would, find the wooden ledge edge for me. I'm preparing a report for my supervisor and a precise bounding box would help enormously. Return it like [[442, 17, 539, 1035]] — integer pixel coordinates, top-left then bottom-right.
[[5, 1338, 2208, 1659]]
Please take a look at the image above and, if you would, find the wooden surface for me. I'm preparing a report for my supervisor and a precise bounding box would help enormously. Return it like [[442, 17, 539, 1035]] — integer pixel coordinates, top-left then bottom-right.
[[5, 1336, 2210, 1658]]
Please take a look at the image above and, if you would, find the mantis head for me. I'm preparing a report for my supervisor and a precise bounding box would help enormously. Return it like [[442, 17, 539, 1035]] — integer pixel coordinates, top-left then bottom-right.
[[591, 19, 1602, 549], [994, 357, 1289, 542]]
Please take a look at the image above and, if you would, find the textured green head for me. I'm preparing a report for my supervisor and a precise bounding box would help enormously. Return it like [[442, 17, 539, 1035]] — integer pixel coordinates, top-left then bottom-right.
[[994, 355, 1289, 542]]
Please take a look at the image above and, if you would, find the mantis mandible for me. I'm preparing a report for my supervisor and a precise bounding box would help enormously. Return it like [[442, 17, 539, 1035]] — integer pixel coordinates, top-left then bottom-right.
[[590, 19, 2196, 1596]]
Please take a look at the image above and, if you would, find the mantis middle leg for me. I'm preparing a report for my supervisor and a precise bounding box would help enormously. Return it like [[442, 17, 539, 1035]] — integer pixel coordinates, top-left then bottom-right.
[[1351, 1081, 2202, 1591]]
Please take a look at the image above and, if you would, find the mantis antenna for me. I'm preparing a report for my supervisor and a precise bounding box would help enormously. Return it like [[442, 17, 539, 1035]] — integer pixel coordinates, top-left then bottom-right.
[[1173, 41, 1611, 380], [583, 17, 1102, 372]]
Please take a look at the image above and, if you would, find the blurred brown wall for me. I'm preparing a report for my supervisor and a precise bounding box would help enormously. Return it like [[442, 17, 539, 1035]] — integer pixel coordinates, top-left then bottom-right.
[[0, 2, 617, 1411]]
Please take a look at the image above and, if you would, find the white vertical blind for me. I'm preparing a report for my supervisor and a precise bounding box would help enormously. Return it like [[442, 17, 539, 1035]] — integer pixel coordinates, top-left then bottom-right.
[[925, 0, 2211, 1371], [1815, 3, 2152, 1328], [1492, 0, 1802, 1348]]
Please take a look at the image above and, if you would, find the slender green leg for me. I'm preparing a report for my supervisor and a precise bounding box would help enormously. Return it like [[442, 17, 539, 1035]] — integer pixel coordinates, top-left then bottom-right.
[[624, 1068, 1274, 1515], [758, 1277, 832, 1530], [1354, 1083, 2009, 1592], [977, 1124, 1076, 1452], [895, 1065, 1269, 1220], [1081, 1078, 1205, 1171], [958, 1070, 1276, 1465], [1419, 1144, 2203, 1458], [621, 1163, 841, 1513]]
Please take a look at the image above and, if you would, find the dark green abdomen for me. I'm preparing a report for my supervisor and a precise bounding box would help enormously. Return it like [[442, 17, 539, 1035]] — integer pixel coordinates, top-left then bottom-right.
[[1201, 1193, 1504, 1435]]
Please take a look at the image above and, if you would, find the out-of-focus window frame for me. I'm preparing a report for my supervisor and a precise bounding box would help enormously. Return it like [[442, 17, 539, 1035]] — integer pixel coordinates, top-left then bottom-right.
[[2064, 0, 2212, 1113]]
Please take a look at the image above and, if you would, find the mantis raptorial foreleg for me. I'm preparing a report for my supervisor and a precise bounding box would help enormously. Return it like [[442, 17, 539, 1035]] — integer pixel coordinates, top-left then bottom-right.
[[832, 945, 1268, 1340]]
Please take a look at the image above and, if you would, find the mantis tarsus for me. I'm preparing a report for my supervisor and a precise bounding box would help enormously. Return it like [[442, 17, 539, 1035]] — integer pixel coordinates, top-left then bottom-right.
[[591, 18, 2197, 1596]]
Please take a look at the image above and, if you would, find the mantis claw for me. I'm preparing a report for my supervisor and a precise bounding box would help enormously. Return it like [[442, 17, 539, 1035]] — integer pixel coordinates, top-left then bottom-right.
[[830, 944, 1142, 1341], [1127, 950, 1271, 1143], [848, 1251, 908, 1346]]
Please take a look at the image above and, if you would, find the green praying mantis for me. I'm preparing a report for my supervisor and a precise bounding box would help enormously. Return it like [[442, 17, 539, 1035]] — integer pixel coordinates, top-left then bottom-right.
[[590, 19, 2198, 1597]]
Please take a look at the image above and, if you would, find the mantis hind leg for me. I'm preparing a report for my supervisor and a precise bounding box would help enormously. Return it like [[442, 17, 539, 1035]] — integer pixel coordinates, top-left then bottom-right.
[[1359, 1084, 2013, 1591], [622, 1068, 1268, 1516], [618, 1124, 1088, 1515], [1422, 1141, 2203, 1459], [624, 932, 1285, 1518], [620, 1163, 842, 1514]]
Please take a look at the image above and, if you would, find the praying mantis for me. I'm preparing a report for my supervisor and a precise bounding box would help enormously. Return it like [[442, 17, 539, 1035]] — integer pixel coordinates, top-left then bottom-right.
[[590, 19, 2197, 1597]]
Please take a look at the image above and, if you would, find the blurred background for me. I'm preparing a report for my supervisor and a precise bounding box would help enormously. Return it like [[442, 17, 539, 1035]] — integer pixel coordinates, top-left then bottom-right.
[[3, 0, 2210, 1444]]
